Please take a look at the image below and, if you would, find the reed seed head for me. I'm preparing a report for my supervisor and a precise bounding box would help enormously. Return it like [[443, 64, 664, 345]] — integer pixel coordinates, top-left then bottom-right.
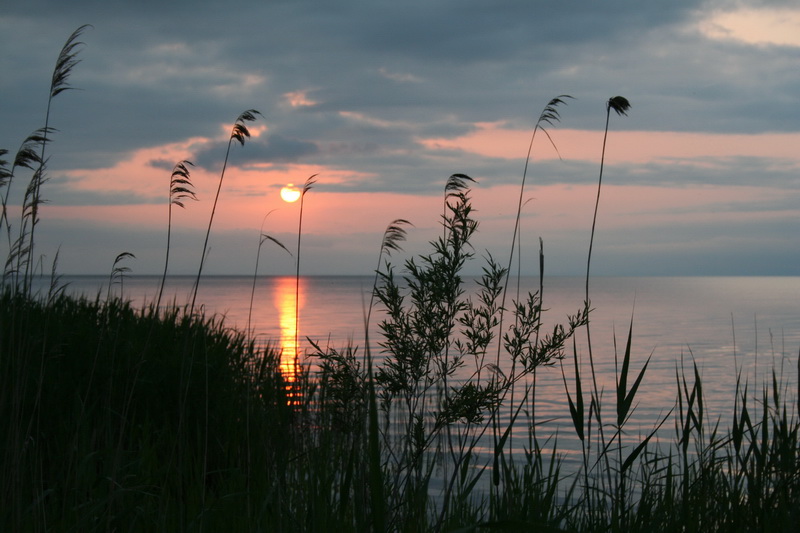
[[607, 96, 631, 116]]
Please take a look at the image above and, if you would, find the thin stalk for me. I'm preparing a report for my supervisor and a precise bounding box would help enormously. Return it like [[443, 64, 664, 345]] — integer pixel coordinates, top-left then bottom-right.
[[107, 252, 135, 301], [293, 175, 317, 376], [586, 97, 631, 303], [583, 96, 630, 481], [2, 132, 47, 286], [247, 211, 291, 336], [157, 160, 195, 311], [367, 218, 412, 329], [23, 25, 90, 294], [190, 109, 260, 315], [497, 95, 571, 367]]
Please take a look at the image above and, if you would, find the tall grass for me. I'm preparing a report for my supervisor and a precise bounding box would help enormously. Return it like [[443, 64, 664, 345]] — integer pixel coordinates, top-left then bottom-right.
[[1, 25, 90, 293], [0, 287, 294, 531]]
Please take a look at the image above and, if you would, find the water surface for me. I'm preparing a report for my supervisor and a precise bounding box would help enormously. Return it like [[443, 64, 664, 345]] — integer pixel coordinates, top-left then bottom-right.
[[49, 274, 800, 466]]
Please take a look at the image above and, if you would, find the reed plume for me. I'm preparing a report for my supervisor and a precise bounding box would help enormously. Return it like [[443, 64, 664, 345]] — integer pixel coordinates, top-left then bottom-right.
[[156, 160, 196, 310], [443, 173, 474, 236], [107, 251, 135, 301], [506, 96, 570, 272], [367, 218, 412, 330], [23, 25, 90, 293], [4, 129, 54, 283], [293, 175, 317, 367]]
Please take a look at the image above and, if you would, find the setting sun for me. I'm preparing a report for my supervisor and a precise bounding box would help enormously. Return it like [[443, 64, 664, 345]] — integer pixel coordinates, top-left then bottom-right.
[[280, 184, 301, 203]]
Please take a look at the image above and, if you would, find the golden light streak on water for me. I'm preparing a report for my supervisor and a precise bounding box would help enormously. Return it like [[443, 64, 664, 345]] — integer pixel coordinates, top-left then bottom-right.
[[274, 276, 304, 383]]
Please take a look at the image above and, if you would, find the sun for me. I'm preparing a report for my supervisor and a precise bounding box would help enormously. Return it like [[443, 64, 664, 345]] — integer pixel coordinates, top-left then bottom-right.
[[280, 184, 301, 203]]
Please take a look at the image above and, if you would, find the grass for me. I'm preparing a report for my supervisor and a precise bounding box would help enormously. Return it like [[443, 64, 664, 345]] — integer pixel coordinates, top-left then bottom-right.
[[1, 27, 799, 532]]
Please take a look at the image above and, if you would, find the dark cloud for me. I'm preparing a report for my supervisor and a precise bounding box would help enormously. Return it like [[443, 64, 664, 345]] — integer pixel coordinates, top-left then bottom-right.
[[187, 134, 319, 172]]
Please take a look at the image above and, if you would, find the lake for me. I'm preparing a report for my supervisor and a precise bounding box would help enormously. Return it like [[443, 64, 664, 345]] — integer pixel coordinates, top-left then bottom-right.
[[47, 274, 800, 469]]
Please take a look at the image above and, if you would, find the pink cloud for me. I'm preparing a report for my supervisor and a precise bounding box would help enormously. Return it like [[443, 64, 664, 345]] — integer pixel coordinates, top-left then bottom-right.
[[418, 124, 800, 165]]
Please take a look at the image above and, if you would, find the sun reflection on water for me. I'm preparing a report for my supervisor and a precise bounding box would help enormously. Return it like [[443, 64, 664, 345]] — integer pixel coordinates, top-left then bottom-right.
[[274, 276, 304, 383]]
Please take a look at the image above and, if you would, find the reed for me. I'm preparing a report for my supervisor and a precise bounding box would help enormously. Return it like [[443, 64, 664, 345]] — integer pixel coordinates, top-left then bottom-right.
[[106, 251, 135, 300], [577, 96, 631, 511], [247, 211, 291, 335], [1, 130, 46, 277], [585, 96, 630, 303], [190, 109, 261, 315], [23, 25, 90, 294], [157, 160, 196, 310], [1, 21, 87, 291]]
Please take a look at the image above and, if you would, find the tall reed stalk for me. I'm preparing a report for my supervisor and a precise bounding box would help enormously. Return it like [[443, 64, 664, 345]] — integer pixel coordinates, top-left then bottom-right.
[[502, 95, 570, 298], [190, 109, 260, 315], [489, 96, 570, 501], [247, 211, 291, 335], [157, 160, 195, 311], [581, 96, 630, 495], [293, 175, 317, 372], [21, 25, 90, 295], [2, 131, 46, 284], [585, 96, 630, 303], [107, 251, 135, 301], [367, 218, 412, 330]]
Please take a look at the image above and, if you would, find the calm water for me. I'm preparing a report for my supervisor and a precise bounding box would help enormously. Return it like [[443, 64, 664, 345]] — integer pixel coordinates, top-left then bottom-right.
[[48, 274, 800, 467]]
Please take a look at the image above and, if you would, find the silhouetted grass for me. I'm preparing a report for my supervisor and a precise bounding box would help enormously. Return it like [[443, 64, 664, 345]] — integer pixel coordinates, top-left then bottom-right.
[[0, 287, 294, 531]]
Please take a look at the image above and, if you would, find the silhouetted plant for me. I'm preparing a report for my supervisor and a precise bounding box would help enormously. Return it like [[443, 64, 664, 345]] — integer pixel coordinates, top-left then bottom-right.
[[190, 109, 261, 314], [371, 182, 587, 528], [366, 218, 412, 332], [585, 96, 630, 303], [506, 95, 571, 277], [107, 251, 135, 301], [22, 25, 91, 294], [443, 173, 474, 237], [497, 95, 571, 352], [291, 174, 317, 364], [247, 211, 291, 335], [156, 160, 196, 310], [582, 96, 631, 462], [1, 129, 46, 247]]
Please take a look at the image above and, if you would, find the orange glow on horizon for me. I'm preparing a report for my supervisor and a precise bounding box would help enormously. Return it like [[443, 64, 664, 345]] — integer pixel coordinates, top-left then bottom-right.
[[418, 125, 800, 165]]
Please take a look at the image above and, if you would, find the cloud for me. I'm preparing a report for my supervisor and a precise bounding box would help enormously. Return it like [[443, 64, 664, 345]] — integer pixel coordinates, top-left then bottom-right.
[[283, 90, 319, 108], [699, 6, 800, 47], [190, 134, 319, 170]]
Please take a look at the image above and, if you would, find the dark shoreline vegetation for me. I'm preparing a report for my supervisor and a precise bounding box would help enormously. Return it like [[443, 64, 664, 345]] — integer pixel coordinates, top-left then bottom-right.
[[2, 26, 799, 532]]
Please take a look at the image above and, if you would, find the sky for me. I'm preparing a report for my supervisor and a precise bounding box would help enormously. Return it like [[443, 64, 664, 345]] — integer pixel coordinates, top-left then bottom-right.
[[1, 0, 799, 277]]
